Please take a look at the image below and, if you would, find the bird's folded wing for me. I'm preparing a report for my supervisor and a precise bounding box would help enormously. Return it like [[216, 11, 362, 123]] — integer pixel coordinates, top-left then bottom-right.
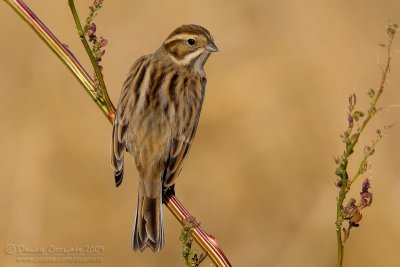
[[111, 55, 150, 186], [163, 118, 200, 187]]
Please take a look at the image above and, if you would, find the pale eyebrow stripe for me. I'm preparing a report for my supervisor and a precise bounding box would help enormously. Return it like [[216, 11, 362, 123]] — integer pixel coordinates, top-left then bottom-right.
[[164, 34, 194, 44]]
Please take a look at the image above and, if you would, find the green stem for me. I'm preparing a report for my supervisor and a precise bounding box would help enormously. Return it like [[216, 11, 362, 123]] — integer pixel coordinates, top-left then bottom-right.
[[335, 27, 396, 267], [348, 137, 381, 187], [344, 33, 393, 191], [336, 193, 345, 267], [3, 0, 115, 122], [67, 0, 115, 115]]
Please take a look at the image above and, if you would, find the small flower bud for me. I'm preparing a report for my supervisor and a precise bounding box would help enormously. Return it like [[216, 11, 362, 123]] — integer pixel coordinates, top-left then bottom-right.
[[348, 115, 354, 128], [361, 178, 371, 193], [376, 128, 383, 138], [91, 23, 97, 33], [100, 38, 108, 47], [348, 93, 356, 111], [351, 211, 362, 223], [342, 198, 357, 218], [360, 161, 368, 174], [353, 111, 364, 121], [360, 192, 373, 207], [367, 88, 375, 98], [364, 145, 373, 156]]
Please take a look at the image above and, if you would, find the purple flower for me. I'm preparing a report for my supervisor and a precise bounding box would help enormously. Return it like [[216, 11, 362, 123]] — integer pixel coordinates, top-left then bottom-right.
[[361, 178, 371, 193], [360, 192, 373, 207]]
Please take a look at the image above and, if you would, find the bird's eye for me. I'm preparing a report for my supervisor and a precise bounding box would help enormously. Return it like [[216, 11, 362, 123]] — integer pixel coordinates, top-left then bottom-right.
[[187, 38, 196, 46]]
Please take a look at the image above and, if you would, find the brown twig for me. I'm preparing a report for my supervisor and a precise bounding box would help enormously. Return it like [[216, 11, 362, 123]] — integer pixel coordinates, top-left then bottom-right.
[[3, 1, 232, 266]]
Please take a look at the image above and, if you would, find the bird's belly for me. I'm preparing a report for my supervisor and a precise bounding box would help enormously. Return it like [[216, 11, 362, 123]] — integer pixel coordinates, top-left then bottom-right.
[[129, 89, 199, 181], [132, 109, 170, 155]]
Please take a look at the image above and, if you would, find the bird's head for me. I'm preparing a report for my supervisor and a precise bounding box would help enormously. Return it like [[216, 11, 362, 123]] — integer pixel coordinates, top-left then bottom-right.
[[163, 24, 218, 67]]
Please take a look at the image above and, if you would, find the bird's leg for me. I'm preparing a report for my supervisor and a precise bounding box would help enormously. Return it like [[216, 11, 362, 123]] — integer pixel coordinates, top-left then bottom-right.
[[163, 184, 176, 200]]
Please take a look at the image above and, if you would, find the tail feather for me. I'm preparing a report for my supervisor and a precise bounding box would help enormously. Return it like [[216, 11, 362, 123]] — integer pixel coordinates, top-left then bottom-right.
[[114, 168, 124, 187], [111, 118, 125, 187], [132, 185, 164, 252]]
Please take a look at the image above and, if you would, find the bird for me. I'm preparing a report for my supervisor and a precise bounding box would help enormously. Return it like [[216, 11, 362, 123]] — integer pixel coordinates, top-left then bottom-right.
[[111, 24, 218, 252]]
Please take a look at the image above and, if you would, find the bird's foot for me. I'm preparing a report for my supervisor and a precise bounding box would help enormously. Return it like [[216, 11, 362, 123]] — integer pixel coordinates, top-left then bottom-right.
[[162, 184, 175, 201]]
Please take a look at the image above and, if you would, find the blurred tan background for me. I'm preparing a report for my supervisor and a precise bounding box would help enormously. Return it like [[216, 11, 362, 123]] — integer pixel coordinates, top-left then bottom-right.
[[1, 1, 400, 266]]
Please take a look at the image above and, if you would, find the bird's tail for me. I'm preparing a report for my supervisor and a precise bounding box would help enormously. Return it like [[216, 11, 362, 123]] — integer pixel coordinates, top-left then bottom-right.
[[132, 183, 164, 252]]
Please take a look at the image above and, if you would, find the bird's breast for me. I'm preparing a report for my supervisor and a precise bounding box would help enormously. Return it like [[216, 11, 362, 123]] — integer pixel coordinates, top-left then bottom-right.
[[130, 66, 204, 174]]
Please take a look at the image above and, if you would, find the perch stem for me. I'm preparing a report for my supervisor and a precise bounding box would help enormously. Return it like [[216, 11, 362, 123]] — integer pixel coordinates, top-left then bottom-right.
[[3, 0, 115, 122]]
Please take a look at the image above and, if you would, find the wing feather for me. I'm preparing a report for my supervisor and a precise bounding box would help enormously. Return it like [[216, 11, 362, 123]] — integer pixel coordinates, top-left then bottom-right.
[[111, 55, 150, 187], [163, 78, 204, 188]]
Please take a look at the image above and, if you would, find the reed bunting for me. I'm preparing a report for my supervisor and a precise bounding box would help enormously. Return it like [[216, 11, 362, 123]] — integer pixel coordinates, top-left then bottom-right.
[[111, 24, 218, 252]]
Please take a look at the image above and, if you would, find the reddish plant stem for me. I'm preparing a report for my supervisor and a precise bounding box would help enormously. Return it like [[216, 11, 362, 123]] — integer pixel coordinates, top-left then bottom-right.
[[3, 0, 115, 122], [3, 1, 232, 266], [164, 193, 232, 266]]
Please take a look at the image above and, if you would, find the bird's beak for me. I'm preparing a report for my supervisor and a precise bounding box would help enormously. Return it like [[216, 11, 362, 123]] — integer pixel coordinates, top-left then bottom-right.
[[206, 41, 219, 52]]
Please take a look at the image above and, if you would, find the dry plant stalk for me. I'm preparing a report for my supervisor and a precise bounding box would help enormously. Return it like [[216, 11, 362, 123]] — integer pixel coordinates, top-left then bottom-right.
[[3, 0, 232, 266], [334, 23, 398, 267]]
